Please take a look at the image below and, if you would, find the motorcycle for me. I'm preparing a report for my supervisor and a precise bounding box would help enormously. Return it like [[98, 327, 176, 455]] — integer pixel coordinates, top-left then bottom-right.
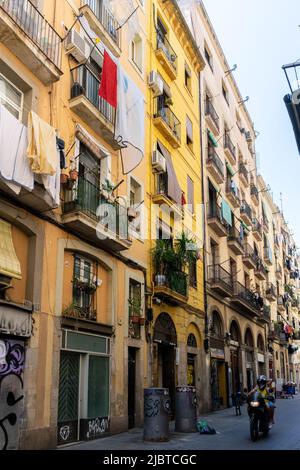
[[247, 391, 271, 442]]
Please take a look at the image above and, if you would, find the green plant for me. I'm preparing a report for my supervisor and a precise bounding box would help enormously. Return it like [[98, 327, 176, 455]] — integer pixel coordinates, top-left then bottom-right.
[[128, 297, 142, 316], [102, 178, 115, 194], [73, 277, 97, 293]]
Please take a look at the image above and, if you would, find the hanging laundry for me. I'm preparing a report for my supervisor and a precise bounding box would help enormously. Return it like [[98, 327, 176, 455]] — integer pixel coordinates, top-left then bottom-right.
[[181, 191, 187, 206], [0, 103, 34, 194], [98, 50, 118, 108], [115, 68, 144, 174], [57, 137, 66, 170], [27, 111, 57, 175]]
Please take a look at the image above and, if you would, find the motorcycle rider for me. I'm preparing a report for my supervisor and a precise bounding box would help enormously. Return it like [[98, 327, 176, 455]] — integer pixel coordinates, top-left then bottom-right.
[[248, 375, 274, 429]]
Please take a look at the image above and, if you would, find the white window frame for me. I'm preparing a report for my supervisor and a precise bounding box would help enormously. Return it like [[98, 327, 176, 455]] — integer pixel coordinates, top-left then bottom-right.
[[0, 73, 24, 121], [128, 175, 144, 240], [130, 34, 143, 73]]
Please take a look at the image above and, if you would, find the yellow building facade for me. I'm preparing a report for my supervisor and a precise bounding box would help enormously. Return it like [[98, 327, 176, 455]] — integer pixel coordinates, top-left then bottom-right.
[[145, 0, 208, 412], [0, 0, 151, 449]]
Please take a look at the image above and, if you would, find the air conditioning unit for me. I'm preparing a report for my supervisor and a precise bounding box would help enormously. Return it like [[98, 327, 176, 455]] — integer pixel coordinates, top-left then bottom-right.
[[152, 150, 166, 173], [148, 71, 163, 97], [65, 29, 90, 63]]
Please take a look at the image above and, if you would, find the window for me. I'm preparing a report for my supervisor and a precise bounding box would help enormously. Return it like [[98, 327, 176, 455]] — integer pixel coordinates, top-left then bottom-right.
[[0, 73, 23, 120], [129, 177, 143, 237], [131, 34, 143, 72], [204, 45, 213, 72], [187, 176, 194, 213], [189, 258, 197, 288], [128, 278, 142, 339], [73, 255, 97, 320], [186, 115, 193, 151], [222, 81, 229, 105], [184, 63, 192, 93]]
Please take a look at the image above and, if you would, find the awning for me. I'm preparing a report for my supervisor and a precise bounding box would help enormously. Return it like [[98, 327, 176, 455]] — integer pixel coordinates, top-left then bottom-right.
[[221, 199, 232, 226], [157, 140, 182, 205], [207, 129, 218, 147], [284, 93, 300, 155], [75, 124, 106, 160], [226, 161, 235, 176], [0, 219, 22, 280]]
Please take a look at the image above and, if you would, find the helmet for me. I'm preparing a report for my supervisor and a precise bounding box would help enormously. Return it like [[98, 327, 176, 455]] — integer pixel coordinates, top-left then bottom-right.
[[257, 375, 267, 389]]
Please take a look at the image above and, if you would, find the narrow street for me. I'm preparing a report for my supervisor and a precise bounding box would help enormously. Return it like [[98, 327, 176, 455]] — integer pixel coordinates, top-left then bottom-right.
[[63, 395, 300, 451]]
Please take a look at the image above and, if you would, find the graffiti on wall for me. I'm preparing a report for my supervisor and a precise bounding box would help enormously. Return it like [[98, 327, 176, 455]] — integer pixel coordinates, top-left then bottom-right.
[[0, 340, 25, 450]]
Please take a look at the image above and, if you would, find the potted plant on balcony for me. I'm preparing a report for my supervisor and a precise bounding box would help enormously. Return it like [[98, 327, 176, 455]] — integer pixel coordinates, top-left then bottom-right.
[[128, 297, 142, 323]]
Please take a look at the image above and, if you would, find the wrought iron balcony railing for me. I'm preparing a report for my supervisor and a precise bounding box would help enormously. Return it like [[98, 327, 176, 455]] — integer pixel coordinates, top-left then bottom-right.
[[63, 176, 129, 240], [85, 0, 121, 47], [71, 64, 116, 125], [156, 32, 178, 72], [239, 162, 249, 184], [208, 265, 233, 291], [154, 98, 181, 141], [224, 133, 236, 160], [207, 147, 224, 178], [154, 270, 188, 297], [1, 0, 62, 68], [205, 100, 220, 131], [241, 200, 252, 220]]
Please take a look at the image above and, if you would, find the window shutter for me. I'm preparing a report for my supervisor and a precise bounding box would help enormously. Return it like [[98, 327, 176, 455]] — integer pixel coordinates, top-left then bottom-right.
[[186, 116, 193, 142], [187, 176, 194, 212]]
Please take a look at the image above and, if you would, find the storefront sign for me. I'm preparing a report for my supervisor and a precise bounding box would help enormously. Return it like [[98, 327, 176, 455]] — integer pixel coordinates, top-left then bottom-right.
[[211, 348, 225, 360], [257, 353, 265, 363], [0, 305, 32, 338]]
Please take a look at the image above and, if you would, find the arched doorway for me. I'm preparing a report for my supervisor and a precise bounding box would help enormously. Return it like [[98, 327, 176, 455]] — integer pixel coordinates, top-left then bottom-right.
[[210, 311, 227, 410], [245, 328, 255, 391], [257, 334, 265, 376], [229, 320, 242, 395], [154, 313, 177, 417], [187, 333, 197, 386]]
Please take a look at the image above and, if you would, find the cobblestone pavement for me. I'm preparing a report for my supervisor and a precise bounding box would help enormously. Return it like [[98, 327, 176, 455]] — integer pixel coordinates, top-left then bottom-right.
[[61, 394, 300, 450]]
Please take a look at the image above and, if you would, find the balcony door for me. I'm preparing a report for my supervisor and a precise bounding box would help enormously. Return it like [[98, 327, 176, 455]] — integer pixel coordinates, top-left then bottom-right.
[[78, 144, 100, 216]]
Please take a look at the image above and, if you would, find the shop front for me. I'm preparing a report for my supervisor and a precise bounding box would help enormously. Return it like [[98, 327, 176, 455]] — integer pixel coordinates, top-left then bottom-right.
[[210, 343, 227, 409], [57, 329, 110, 445]]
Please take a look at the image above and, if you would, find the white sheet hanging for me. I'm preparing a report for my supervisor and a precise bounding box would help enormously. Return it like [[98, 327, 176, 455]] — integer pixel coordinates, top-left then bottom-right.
[[0, 103, 34, 193], [115, 69, 144, 174]]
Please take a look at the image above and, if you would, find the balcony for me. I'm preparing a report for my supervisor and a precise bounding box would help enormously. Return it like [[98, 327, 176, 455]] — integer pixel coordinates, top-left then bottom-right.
[[206, 148, 224, 184], [264, 247, 273, 266], [239, 162, 249, 187], [250, 184, 259, 206], [155, 32, 177, 80], [274, 234, 280, 248], [0, 0, 62, 85], [262, 305, 271, 322], [263, 217, 269, 233], [275, 264, 282, 280], [207, 265, 233, 297], [152, 180, 183, 219], [62, 176, 131, 251], [277, 296, 287, 314], [153, 271, 188, 305], [224, 133, 236, 165], [207, 203, 229, 237], [268, 322, 286, 344], [70, 65, 121, 150], [205, 100, 220, 135], [80, 0, 121, 57], [153, 99, 181, 148], [240, 200, 252, 226], [252, 218, 263, 242], [231, 281, 263, 318], [228, 227, 244, 256], [226, 180, 240, 208], [266, 283, 277, 302], [254, 257, 267, 281], [242, 243, 257, 270]]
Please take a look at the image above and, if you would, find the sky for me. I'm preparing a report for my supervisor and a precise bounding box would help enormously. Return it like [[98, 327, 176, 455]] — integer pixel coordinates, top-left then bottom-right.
[[203, 0, 300, 246]]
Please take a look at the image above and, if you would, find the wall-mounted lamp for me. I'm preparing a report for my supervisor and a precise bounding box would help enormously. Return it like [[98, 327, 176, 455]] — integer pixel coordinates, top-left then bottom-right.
[[238, 96, 250, 105], [225, 64, 237, 76]]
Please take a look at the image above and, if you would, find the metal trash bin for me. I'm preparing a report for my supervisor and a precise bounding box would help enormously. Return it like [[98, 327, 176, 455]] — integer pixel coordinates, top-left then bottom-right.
[[143, 388, 171, 442], [175, 386, 197, 432]]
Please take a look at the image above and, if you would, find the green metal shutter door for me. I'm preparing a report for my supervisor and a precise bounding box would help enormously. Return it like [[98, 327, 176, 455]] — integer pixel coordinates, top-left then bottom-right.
[[58, 351, 80, 422]]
